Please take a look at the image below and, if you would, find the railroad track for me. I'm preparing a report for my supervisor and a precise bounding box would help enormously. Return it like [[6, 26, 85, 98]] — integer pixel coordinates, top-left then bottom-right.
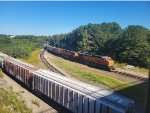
[[42, 49, 148, 82], [40, 50, 65, 76], [112, 70, 148, 81]]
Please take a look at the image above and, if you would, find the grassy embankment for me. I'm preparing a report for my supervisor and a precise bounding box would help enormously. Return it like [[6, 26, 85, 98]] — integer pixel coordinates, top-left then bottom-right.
[[0, 68, 32, 113], [20, 49, 41, 66], [0, 69, 3, 78], [114, 62, 149, 75], [0, 88, 32, 113], [49, 55, 146, 103]]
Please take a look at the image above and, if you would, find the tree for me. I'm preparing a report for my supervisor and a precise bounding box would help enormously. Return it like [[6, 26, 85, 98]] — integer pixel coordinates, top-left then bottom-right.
[[117, 25, 150, 67], [48, 23, 150, 68]]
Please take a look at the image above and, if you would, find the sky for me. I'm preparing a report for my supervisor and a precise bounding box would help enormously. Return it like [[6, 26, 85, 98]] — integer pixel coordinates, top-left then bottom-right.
[[0, 1, 150, 36]]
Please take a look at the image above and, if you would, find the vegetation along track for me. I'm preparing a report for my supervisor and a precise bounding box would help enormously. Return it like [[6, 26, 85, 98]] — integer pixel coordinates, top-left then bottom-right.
[[40, 50, 65, 76]]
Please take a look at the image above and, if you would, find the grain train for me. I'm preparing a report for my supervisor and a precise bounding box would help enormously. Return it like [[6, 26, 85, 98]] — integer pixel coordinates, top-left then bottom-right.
[[44, 45, 115, 71], [0, 52, 134, 113]]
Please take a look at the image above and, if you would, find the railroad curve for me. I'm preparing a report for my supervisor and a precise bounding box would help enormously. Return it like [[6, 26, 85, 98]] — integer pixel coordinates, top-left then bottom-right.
[[40, 50, 65, 76]]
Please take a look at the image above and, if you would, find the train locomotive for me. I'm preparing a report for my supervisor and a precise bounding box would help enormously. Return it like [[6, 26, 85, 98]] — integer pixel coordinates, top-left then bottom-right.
[[44, 45, 115, 71], [0, 52, 134, 113]]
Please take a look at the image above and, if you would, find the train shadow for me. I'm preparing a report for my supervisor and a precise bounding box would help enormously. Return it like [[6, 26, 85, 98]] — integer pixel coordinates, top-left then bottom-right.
[[2, 70, 72, 113], [115, 80, 148, 113], [2, 69, 149, 113]]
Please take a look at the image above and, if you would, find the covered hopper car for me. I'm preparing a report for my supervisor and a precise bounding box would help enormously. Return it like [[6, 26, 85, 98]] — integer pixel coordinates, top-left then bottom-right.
[[4, 57, 36, 87]]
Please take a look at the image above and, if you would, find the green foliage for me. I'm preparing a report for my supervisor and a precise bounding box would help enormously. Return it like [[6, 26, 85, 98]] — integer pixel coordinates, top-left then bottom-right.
[[116, 25, 150, 67], [48, 22, 150, 68], [0, 35, 47, 59], [21, 49, 41, 65]]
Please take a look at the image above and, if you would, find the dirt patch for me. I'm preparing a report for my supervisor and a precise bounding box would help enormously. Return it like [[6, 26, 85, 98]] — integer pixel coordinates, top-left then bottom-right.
[[2, 72, 57, 113], [0, 79, 8, 88]]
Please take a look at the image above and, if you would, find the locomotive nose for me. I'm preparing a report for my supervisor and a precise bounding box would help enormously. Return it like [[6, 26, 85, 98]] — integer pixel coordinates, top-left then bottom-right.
[[74, 53, 78, 57], [108, 60, 115, 67]]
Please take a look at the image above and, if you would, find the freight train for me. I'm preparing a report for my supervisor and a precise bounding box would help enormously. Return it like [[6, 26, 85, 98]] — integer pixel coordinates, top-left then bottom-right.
[[0, 52, 134, 113], [44, 45, 115, 71]]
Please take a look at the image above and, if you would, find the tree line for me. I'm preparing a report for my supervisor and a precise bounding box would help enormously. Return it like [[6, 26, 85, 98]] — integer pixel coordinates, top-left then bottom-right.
[[48, 22, 150, 68], [0, 35, 47, 59]]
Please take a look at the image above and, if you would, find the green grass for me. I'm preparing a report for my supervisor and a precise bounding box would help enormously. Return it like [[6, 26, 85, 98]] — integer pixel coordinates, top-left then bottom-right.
[[0, 88, 32, 113], [115, 62, 149, 75], [32, 99, 40, 107], [20, 49, 41, 65], [52, 57, 127, 88], [50, 56, 147, 103], [0, 69, 3, 78], [114, 62, 128, 69]]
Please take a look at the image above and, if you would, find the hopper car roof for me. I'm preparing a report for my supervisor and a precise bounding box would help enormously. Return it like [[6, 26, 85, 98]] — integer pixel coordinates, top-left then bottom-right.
[[0, 52, 8, 58], [5, 57, 35, 70]]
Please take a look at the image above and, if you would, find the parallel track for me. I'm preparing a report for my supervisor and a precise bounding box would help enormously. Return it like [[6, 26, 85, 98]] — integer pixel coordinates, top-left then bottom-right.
[[40, 50, 65, 76], [112, 70, 148, 81]]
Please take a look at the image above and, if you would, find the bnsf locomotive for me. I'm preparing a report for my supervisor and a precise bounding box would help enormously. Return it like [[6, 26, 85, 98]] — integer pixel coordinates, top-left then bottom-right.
[[44, 45, 115, 71], [0, 52, 134, 113]]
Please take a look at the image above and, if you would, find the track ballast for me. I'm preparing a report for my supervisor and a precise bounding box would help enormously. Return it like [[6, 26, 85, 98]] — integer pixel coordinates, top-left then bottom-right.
[[40, 50, 65, 76]]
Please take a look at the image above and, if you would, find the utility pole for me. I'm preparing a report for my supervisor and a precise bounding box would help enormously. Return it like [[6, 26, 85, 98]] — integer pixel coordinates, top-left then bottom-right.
[[145, 69, 150, 113]]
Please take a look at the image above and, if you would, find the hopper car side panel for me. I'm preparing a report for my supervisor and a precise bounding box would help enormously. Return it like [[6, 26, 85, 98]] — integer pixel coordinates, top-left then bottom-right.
[[33, 73, 93, 113], [3, 58, 35, 87], [0, 57, 4, 68]]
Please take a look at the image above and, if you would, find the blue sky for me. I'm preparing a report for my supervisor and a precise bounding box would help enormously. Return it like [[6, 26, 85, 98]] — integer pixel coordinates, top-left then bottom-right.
[[0, 1, 150, 35]]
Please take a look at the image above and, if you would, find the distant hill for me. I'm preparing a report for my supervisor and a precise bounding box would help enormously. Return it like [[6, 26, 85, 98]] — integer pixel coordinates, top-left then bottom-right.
[[48, 22, 150, 68]]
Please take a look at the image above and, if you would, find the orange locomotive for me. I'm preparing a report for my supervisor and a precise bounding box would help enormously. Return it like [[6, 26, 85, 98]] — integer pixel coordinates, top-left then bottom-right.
[[77, 53, 114, 70], [44, 45, 115, 71]]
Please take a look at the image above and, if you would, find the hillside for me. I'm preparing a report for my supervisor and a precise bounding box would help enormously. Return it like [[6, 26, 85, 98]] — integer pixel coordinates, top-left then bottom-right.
[[48, 22, 150, 68], [0, 35, 47, 59]]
